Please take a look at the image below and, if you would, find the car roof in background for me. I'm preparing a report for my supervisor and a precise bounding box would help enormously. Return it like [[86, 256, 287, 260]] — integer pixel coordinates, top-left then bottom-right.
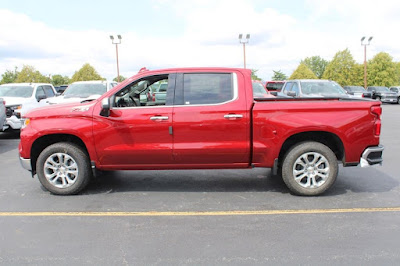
[[0, 83, 52, 86], [71, 80, 114, 84]]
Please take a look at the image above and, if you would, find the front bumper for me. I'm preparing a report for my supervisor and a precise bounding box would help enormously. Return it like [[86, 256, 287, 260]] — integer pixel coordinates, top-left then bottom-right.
[[6, 115, 22, 130], [381, 97, 397, 103], [19, 157, 32, 171], [360, 145, 384, 167]]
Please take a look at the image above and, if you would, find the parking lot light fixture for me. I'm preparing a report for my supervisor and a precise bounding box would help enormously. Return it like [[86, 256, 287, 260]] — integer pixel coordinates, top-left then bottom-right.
[[361, 36, 373, 89], [239, 34, 250, 69], [110, 34, 122, 82]]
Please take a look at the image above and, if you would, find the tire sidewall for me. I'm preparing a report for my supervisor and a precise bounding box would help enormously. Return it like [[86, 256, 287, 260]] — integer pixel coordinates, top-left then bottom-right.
[[282, 142, 338, 196], [36, 142, 91, 195]]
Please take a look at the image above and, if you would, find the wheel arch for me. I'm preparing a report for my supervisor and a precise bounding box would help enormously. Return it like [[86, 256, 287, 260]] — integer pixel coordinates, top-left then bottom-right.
[[278, 131, 344, 166], [30, 134, 90, 175]]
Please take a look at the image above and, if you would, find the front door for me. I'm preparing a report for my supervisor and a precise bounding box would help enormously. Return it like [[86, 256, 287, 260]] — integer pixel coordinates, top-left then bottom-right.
[[93, 74, 175, 168]]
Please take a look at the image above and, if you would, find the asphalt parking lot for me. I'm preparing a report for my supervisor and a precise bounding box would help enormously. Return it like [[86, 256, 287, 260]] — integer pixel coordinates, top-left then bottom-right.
[[0, 104, 399, 265]]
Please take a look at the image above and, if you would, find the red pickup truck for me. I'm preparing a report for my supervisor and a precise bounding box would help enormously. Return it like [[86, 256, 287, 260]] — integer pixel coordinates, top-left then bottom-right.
[[19, 68, 383, 196]]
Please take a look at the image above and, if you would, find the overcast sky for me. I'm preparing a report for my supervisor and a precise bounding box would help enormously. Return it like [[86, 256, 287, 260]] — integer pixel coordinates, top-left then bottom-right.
[[1, 0, 400, 81]]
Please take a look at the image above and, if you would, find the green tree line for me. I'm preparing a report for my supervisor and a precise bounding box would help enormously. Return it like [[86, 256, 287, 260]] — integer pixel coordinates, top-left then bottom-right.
[[272, 50, 400, 87], [0, 63, 126, 85]]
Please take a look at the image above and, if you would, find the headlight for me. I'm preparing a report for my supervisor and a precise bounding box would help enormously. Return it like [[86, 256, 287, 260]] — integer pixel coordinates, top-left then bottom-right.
[[9, 105, 22, 111], [21, 118, 30, 129]]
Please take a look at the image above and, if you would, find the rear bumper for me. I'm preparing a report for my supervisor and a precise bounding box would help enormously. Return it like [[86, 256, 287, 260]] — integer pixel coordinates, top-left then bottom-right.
[[360, 145, 384, 167]]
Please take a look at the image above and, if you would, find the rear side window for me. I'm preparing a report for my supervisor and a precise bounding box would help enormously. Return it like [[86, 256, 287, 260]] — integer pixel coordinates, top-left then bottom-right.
[[183, 73, 233, 105]]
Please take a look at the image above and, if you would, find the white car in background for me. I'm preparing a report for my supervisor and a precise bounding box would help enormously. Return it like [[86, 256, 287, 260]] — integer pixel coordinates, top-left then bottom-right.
[[48, 80, 118, 104], [0, 98, 7, 131], [0, 83, 57, 130]]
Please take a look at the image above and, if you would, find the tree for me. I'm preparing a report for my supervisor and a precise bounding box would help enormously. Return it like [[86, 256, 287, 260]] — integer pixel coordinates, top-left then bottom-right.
[[352, 64, 365, 87], [71, 63, 103, 82], [271, 70, 287, 81], [395, 62, 400, 85], [51, 75, 70, 86], [289, 64, 317, 79], [300, 56, 328, 79], [367, 52, 397, 87], [322, 49, 357, 86], [15, 65, 50, 83], [113, 75, 126, 82], [0, 66, 19, 84], [251, 69, 262, 81]]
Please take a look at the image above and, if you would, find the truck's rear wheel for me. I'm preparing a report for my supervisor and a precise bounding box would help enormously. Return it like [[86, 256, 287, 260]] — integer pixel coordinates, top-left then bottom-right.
[[282, 142, 338, 196], [36, 142, 91, 195]]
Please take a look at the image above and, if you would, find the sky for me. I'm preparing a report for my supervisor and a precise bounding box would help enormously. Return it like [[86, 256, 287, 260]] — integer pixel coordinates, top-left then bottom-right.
[[1, 0, 400, 81]]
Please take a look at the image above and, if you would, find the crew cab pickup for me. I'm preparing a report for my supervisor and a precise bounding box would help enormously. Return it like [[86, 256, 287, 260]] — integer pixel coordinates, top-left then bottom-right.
[[0, 83, 57, 130], [19, 68, 384, 196]]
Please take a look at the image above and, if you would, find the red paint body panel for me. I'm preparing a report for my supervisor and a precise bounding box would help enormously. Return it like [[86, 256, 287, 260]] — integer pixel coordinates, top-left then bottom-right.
[[19, 67, 382, 172], [252, 99, 381, 167]]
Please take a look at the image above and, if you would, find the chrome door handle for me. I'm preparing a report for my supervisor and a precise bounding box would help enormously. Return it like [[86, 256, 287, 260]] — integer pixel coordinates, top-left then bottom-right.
[[224, 114, 243, 119], [150, 116, 169, 120]]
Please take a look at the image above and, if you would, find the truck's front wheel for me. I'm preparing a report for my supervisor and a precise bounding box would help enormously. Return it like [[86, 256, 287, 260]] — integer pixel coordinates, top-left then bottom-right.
[[36, 142, 92, 195], [282, 142, 338, 196]]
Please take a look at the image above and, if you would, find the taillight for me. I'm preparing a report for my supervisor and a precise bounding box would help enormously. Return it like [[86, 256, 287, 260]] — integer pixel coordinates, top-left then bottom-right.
[[371, 105, 382, 136], [375, 120, 381, 136], [371, 105, 382, 118]]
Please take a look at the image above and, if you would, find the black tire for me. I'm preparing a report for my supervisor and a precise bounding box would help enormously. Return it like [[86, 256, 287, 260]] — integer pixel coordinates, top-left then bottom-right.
[[397, 97, 400, 105], [36, 142, 92, 195], [281, 142, 338, 196]]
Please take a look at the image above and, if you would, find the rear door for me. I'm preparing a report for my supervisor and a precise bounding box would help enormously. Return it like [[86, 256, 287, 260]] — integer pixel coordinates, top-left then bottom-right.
[[171, 72, 250, 167]]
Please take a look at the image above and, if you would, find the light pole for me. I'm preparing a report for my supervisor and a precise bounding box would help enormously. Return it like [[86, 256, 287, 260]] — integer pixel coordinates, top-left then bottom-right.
[[239, 34, 250, 69], [110, 35, 122, 82], [361, 36, 373, 89]]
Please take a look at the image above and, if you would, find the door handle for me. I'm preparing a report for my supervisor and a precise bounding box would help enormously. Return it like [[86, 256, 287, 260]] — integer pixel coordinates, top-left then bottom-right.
[[150, 116, 169, 121], [224, 114, 243, 119]]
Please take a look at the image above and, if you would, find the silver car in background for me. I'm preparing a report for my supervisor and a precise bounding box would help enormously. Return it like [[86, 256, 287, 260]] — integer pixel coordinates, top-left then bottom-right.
[[279, 79, 350, 98]]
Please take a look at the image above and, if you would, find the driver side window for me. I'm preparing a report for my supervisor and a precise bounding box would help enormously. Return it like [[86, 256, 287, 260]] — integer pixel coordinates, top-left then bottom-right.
[[113, 75, 169, 108]]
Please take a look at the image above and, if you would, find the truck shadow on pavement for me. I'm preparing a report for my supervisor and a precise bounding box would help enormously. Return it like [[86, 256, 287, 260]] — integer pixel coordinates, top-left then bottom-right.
[[82, 166, 398, 196], [85, 168, 291, 195]]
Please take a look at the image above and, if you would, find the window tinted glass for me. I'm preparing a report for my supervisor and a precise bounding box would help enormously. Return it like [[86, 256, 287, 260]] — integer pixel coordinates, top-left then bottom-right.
[[64, 83, 107, 98], [266, 82, 284, 91], [44, 86, 55, 97], [283, 82, 293, 93], [36, 87, 46, 100], [300, 81, 346, 95], [291, 82, 299, 95], [0, 86, 33, 98], [183, 73, 233, 105], [113, 75, 169, 107]]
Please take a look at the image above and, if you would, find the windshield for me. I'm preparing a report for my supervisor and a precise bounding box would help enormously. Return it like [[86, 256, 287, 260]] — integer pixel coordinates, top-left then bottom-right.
[[373, 87, 390, 92], [252, 82, 267, 94], [158, 83, 168, 92], [347, 86, 365, 92], [63, 83, 107, 98], [0, 85, 34, 98], [300, 81, 346, 95]]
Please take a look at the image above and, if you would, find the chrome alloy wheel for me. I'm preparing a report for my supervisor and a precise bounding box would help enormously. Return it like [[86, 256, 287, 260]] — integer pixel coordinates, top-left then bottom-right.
[[44, 153, 79, 189], [293, 152, 330, 189]]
